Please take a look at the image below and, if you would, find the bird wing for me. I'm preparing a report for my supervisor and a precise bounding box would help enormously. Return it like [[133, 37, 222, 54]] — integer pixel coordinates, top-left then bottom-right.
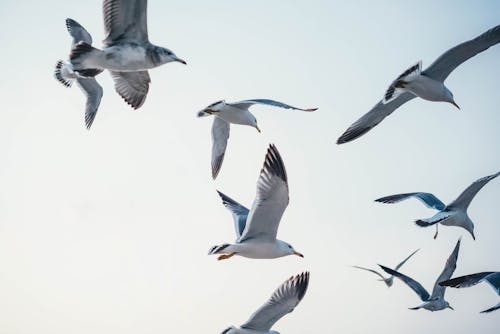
[[103, 0, 149, 46], [431, 238, 461, 299], [211, 118, 230, 179], [375, 192, 446, 210], [352, 266, 387, 281], [394, 249, 420, 271], [439, 272, 499, 294], [66, 18, 92, 47], [109, 70, 150, 109], [379, 265, 430, 302], [446, 172, 500, 210], [216, 191, 249, 239], [76, 77, 104, 129], [423, 24, 500, 82], [227, 99, 317, 112], [336, 93, 416, 144], [241, 272, 309, 332], [239, 144, 289, 243]]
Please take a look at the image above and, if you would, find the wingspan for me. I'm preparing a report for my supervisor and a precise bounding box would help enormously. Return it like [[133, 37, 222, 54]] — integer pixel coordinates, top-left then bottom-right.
[[228, 99, 317, 112], [423, 24, 500, 82], [375, 192, 446, 210], [239, 144, 289, 242], [446, 172, 500, 211], [336, 92, 416, 144], [440, 272, 500, 295], [431, 238, 461, 300], [103, 0, 149, 46], [216, 191, 249, 239], [241, 272, 309, 332], [211, 118, 230, 179], [379, 265, 430, 302], [110, 70, 150, 109]]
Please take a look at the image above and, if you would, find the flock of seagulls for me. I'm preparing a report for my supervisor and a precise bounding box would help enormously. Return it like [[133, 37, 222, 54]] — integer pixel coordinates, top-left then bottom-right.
[[52, 0, 500, 331]]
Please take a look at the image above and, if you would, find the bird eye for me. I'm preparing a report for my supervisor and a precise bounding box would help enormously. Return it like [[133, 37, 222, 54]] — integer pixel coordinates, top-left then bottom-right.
[[288, 245, 292, 249]]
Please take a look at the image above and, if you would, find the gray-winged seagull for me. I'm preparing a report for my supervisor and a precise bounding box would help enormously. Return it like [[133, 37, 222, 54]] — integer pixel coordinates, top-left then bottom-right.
[[375, 171, 500, 239], [208, 144, 304, 260], [353, 249, 419, 287], [197, 99, 316, 179], [69, 0, 186, 109], [439, 271, 500, 313], [379, 238, 461, 312], [54, 19, 104, 129], [337, 24, 500, 144], [220, 272, 309, 334]]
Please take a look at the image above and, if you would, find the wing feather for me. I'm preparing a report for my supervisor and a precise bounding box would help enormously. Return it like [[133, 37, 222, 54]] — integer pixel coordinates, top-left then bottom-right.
[[103, 0, 149, 46]]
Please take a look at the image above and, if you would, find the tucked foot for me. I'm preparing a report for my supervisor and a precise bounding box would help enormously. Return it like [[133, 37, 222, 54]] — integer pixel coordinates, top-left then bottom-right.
[[217, 252, 236, 261], [433, 225, 439, 240]]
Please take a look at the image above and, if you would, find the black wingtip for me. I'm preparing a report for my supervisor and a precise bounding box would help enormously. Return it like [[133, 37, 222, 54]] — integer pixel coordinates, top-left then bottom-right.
[[292, 271, 310, 301], [261, 144, 287, 183]]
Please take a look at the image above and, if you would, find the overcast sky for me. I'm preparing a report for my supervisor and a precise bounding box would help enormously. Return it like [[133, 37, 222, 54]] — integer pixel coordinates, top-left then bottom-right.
[[0, 1, 499, 333]]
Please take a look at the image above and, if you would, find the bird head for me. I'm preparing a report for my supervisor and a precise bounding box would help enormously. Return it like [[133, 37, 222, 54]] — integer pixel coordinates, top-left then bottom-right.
[[279, 240, 304, 258], [250, 114, 261, 133], [445, 301, 454, 310], [444, 88, 460, 110], [158, 47, 186, 65]]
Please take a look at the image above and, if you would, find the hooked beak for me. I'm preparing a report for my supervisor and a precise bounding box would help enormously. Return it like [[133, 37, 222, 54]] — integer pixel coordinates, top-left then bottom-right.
[[451, 101, 460, 110], [294, 251, 304, 258], [448, 305, 454, 310], [471, 231, 476, 241], [255, 125, 261, 133], [174, 57, 187, 65]]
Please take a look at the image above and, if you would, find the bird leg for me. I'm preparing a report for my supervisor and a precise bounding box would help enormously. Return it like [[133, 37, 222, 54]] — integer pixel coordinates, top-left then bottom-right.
[[433, 225, 439, 240], [217, 252, 236, 261]]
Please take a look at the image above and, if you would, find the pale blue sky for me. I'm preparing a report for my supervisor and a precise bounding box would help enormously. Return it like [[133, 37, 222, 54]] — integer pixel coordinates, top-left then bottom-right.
[[0, 1, 499, 333]]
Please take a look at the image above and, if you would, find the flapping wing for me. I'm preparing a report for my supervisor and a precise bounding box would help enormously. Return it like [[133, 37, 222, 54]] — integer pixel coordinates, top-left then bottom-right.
[[336, 93, 416, 144], [241, 272, 309, 332], [211, 118, 230, 179], [352, 266, 387, 281], [446, 172, 500, 210], [228, 99, 317, 112], [216, 191, 249, 239], [375, 192, 446, 210], [76, 77, 103, 129], [239, 144, 289, 242], [66, 18, 92, 47], [431, 238, 461, 299], [395, 249, 420, 271], [440, 272, 500, 296], [423, 24, 500, 82], [379, 265, 430, 302], [103, 0, 148, 46], [110, 70, 150, 109]]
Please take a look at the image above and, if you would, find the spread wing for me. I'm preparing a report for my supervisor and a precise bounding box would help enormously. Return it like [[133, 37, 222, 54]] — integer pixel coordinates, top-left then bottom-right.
[[103, 0, 148, 46], [440, 272, 500, 296], [379, 265, 430, 302], [336, 93, 416, 144], [423, 24, 500, 82], [394, 249, 420, 271], [76, 77, 104, 129], [211, 118, 230, 179], [352, 266, 387, 281], [216, 191, 249, 239], [66, 18, 92, 47], [446, 172, 500, 210], [241, 272, 309, 332], [109, 71, 150, 109], [239, 144, 289, 243], [431, 238, 461, 299], [375, 192, 446, 210], [228, 99, 317, 112]]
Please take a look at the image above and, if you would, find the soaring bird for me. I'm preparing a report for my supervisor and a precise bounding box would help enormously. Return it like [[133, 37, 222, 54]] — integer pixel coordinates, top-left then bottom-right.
[[375, 171, 500, 239], [379, 239, 461, 312], [440, 271, 500, 313], [208, 144, 304, 260], [197, 99, 316, 179], [54, 19, 103, 129], [337, 24, 500, 144], [220, 272, 309, 334], [69, 0, 186, 109]]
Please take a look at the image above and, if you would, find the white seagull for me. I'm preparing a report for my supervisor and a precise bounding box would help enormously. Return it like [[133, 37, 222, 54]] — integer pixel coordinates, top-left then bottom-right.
[[54, 19, 104, 129], [221, 272, 309, 334], [197, 99, 316, 179], [352, 249, 419, 287], [69, 0, 186, 109], [439, 271, 500, 313], [208, 144, 303, 260], [375, 171, 500, 240], [379, 238, 461, 312], [337, 24, 500, 144]]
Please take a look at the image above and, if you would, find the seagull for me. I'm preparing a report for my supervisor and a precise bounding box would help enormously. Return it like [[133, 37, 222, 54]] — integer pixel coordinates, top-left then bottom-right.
[[439, 271, 500, 313], [208, 144, 304, 260], [220, 272, 309, 334], [69, 0, 186, 109], [379, 238, 461, 312], [375, 171, 500, 240], [337, 24, 500, 144], [352, 249, 419, 287], [54, 19, 104, 129], [197, 99, 316, 179]]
